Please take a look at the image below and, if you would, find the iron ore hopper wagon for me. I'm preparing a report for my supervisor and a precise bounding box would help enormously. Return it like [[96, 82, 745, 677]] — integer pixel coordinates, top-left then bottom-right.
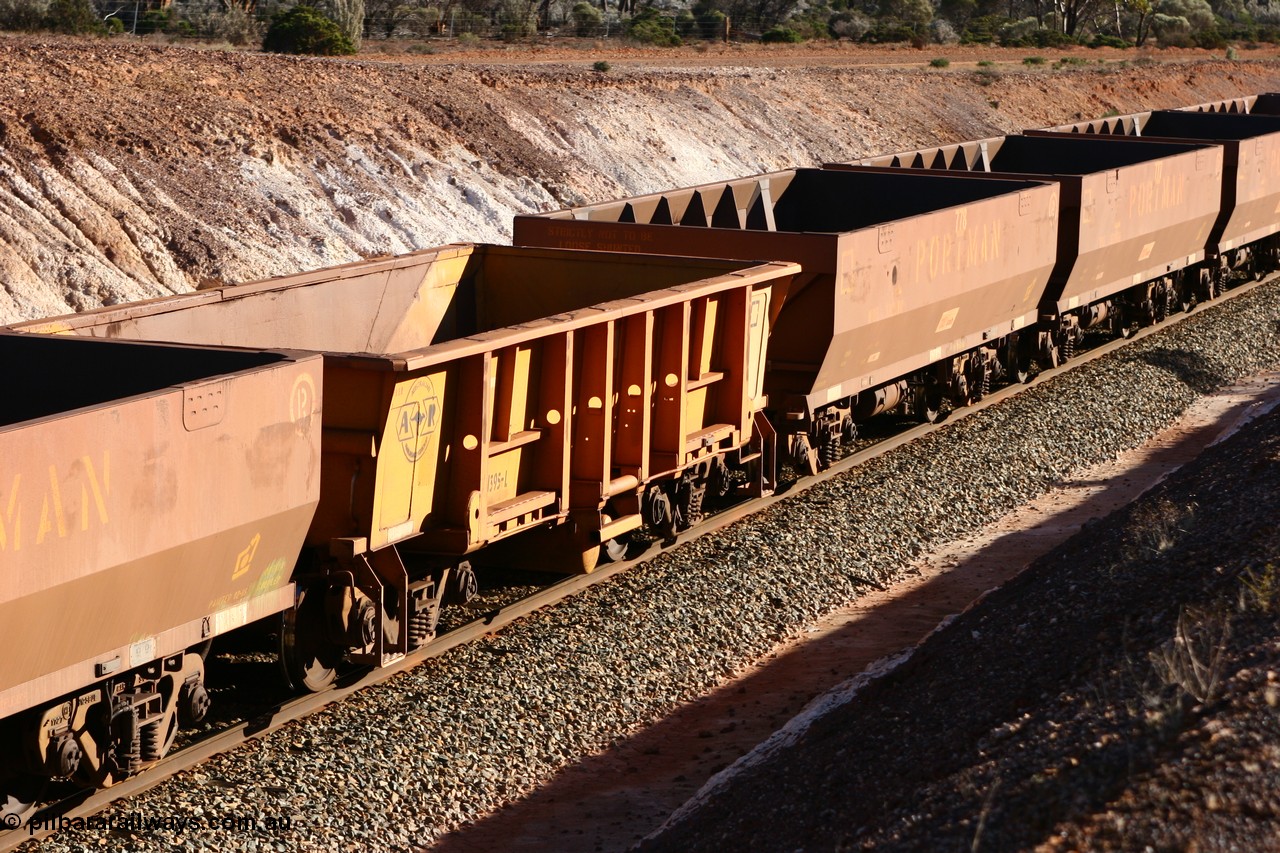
[[514, 168, 1061, 472], [0, 334, 322, 816]]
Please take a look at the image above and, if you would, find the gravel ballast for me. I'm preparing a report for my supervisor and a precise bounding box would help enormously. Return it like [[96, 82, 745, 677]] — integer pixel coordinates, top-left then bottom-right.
[[18, 281, 1280, 852], [640, 327, 1280, 853]]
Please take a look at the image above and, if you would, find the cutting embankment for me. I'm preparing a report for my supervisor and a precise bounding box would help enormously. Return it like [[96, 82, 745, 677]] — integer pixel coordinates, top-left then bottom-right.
[[2, 35, 1280, 321]]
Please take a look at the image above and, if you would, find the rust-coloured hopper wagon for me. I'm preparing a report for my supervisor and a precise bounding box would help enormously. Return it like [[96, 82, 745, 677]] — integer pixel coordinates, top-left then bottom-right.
[[514, 168, 1060, 468], [1036, 110, 1280, 285], [14, 245, 798, 691], [1185, 93, 1280, 116], [1185, 95, 1260, 114], [1246, 93, 1280, 115], [840, 134, 1224, 365], [0, 334, 321, 816]]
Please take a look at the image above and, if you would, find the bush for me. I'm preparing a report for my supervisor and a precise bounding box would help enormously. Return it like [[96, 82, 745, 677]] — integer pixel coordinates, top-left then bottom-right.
[[593, 59, 610, 71], [929, 56, 949, 66], [497, 0, 537, 41], [1160, 0, 1215, 30], [1024, 26, 1078, 46], [392, 7, 443, 38], [0, 0, 49, 32], [860, 22, 917, 42], [997, 17, 1078, 46], [262, 5, 356, 55], [1151, 0, 1219, 45], [500, 19, 535, 40], [786, 4, 836, 40], [678, 0, 727, 39], [998, 15, 1040, 43], [675, 8, 696, 36], [930, 19, 959, 44], [829, 9, 873, 39], [1153, 12, 1192, 45], [1089, 33, 1130, 47], [169, 4, 259, 44], [45, 0, 102, 34], [1191, 27, 1227, 47], [572, 3, 602, 35], [961, 14, 1012, 43], [627, 6, 680, 45], [761, 25, 803, 42], [696, 9, 727, 39], [136, 7, 170, 35], [1023, 54, 1047, 64]]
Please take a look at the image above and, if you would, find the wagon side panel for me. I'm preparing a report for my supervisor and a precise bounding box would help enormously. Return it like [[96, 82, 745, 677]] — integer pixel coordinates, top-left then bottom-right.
[[0, 350, 322, 717], [812, 183, 1059, 406], [1049, 147, 1222, 312]]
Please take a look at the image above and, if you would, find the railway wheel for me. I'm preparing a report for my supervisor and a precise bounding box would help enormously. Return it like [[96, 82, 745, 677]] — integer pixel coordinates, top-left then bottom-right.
[[707, 456, 732, 499], [1195, 268, 1216, 303], [279, 585, 341, 693], [536, 515, 607, 573], [604, 535, 629, 563], [1039, 335, 1060, 370], [920, 387, 943, 424], [792, 433, 814, 470], [1010, 342, 1032, 384], [643, 488, 677, 540], [1114, 308, 1136, 340], [0, 769, 44, 829], [569, 523, 603, 573], [178, 677, 211, 728], [597, 514, 629, 563], [447, 561, 479, 605], [840, 417, 857, 445]]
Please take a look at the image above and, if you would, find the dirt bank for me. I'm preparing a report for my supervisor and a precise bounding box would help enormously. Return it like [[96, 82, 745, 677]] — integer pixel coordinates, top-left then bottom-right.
[[1, 35, 1278, 321]]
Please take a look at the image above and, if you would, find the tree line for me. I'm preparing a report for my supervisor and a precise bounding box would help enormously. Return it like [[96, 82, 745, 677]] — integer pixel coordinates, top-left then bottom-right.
[[1, 0, 1276, 53]]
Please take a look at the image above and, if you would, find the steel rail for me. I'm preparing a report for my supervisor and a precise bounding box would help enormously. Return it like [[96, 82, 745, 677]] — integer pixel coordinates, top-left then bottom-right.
[[2, 272, 1270, 853]]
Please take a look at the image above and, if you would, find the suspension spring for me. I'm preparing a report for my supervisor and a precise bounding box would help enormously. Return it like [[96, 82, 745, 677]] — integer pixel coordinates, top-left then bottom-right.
[[818, 432, 839, 469], [139, 719, 164, 764], [408, 610, 436, 650]]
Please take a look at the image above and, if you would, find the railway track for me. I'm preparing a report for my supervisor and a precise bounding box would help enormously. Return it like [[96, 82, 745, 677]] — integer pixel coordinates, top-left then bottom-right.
[[5, 270, 1269, 853]]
